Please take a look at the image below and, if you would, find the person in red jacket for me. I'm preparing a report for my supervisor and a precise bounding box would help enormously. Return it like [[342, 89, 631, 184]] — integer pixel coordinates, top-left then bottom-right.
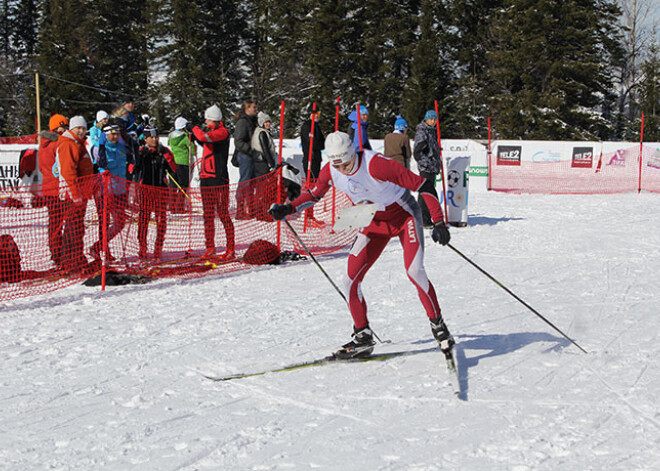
[[56, 116, 95, 273], [269, 131, 453, 359], [39, 114, 68, 266], [191, 104, 235, 260]]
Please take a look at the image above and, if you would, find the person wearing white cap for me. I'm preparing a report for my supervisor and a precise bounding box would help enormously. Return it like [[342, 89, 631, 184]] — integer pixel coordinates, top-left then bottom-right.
[[190, 104, 235, 260], [269, 131, 453, 360], [167, 116, 194, 212], [90, 110, 110, 168], [56, 115, 94, 273], [250, 111, 279, 220]]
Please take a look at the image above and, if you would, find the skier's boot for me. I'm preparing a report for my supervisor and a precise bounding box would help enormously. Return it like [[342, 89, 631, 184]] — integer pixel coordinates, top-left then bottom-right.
[[333, 326, 376, 359], [430, 316, 455, 354]]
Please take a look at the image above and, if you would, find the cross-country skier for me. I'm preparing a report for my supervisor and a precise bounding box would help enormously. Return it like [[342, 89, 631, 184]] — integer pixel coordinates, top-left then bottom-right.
[[269, 131, 454, 359]]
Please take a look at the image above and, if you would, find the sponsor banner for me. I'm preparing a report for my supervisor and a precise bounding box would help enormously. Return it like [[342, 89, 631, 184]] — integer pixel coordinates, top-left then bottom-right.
[[497, 145, 521, 166], [647, 148, 660, 170], [469, 166, 488, 176], [571, 147, 593, 168], [0, 151, 23, 189]]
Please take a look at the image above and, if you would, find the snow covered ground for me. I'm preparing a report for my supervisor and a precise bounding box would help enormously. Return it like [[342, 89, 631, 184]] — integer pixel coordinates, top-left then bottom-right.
[[2, 191, 660, 470]]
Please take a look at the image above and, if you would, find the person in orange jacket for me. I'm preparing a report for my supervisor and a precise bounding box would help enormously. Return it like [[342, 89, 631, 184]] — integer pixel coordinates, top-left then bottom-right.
[[39, 114, 68, 266], [56, 115, 94, 273]]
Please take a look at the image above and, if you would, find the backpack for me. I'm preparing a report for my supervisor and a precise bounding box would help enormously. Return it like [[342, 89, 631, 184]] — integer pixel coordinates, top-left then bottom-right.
[[243, 239, 281, 265], [0, 234, 21, 283]]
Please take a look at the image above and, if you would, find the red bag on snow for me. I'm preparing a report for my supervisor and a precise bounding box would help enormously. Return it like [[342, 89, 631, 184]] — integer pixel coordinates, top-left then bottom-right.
[[0, 234, 22, 283], [242, 240, 280, 265]]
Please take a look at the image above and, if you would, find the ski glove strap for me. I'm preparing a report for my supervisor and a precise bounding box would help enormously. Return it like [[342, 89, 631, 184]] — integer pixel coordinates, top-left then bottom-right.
[[268, 203, 294, 220], [431, 222, 450, 245]]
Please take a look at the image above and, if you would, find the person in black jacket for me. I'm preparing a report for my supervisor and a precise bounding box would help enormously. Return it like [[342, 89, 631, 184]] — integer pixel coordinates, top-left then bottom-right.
[[299, 104, 326, 227], [251, 112, 279, 220], [135, 125, 177, 261], [300, 105, 325, 180], [232, 100, 258, 219]]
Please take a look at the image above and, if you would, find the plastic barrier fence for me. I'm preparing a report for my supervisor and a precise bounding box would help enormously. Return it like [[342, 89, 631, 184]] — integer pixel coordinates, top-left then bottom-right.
[[0, 171, 355, 301]]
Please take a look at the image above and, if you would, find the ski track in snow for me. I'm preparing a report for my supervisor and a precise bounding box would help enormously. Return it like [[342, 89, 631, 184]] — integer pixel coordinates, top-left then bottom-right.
[[2, 192, 660, 470]]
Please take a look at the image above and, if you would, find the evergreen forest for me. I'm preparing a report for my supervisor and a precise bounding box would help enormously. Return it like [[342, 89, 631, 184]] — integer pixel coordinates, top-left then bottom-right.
[[1, 0, 659, 140]]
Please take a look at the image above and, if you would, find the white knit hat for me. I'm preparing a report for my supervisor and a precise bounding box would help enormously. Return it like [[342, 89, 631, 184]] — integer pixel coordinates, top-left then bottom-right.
[[69, 116, 87, 130], [325, 131, 356, 165], [96, 110, 109, 122], [204, 104, 222, 122], [174, 117, 188, 130], [257, 111, 271, 127]]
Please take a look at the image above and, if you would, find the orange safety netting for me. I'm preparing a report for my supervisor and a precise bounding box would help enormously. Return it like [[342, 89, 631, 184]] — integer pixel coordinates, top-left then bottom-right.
[[490, 145, 660, 194], [0, 171, 355, 301]]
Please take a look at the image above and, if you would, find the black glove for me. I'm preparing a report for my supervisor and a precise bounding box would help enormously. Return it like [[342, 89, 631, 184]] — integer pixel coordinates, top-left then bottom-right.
[[431, 222, 450, 245], [185, 122, 194, 133], [268, 203, 294, 220]]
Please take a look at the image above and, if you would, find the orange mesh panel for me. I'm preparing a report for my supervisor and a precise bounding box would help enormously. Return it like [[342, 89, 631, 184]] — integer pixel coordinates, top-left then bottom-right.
[[1, 170, 356, 301]]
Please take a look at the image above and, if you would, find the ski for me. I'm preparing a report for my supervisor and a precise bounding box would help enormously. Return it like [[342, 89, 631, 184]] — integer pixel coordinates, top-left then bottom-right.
[[203, 349, 424, 382], [442, 347, 461, 397]]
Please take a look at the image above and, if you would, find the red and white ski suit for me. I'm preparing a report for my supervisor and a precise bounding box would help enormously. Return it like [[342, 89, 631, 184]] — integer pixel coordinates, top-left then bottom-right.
[[290, 150, 445, 329]]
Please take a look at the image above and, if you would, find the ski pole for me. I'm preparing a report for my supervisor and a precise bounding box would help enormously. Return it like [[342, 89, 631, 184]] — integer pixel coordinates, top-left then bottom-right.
[[166, 171, 190, 201], [447, 243, 588, 354], [283, 218, 347, 303]]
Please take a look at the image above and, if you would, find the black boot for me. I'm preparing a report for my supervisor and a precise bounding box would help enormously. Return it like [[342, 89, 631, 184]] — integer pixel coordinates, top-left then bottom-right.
[[430, 316, 455, 353], [333, 326, 376, 359]]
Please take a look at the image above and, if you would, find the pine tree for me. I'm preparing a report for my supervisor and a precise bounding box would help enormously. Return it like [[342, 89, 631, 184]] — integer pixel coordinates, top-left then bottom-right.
[[36, 0, 97, 118], [483, 0, 623, 140], [152, 0, 249, 129], [638, 41, 660, 141], [85, 0, 149, 113]]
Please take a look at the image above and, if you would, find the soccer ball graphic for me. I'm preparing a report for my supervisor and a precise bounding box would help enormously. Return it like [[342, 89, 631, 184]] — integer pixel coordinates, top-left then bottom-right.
[[447, 169, 461, 188]]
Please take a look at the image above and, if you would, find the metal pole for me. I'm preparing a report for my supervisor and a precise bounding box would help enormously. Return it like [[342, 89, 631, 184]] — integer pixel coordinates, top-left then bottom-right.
[[447, 243, 588, 354], [284, 218, 347, 304]]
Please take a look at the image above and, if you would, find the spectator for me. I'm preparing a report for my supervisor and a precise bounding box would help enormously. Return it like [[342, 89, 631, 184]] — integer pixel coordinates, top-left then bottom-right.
[[232, 100, 258, 219], [190, 105, 235, 260], [89, 123, 132, 261], [300, 104, 325, 180], [384, 115, 412, 168], [300, 104, 326, 227], [347, 105, 371, 152], [413, 110, 442, 227], [39, 114, 68, 266], [89, 110, 109, 169], [56, 115, 95, 273], [123, 97, 136, 127], [135, 125, 177, 261], [251, 111, 278, 221], [167, 116, 194, 213]]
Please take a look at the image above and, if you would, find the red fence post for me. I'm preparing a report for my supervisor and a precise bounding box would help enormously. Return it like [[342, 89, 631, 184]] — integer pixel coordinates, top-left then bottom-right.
[[638, 113, 645, 194], [434, 100, 449, 222], [101, 172, 109, 291], [277, 100, 285, 251], [487, 116, 492, 191]]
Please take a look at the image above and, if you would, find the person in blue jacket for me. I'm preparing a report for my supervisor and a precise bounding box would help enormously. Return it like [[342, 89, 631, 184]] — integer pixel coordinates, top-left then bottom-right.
[[89, 123, 132, 261], [347, 105, 371, 152]]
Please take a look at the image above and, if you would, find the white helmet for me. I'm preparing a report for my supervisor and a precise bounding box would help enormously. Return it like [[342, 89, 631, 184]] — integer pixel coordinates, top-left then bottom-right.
[[324, 131, 356, 165], [204, 104, 223, 122]]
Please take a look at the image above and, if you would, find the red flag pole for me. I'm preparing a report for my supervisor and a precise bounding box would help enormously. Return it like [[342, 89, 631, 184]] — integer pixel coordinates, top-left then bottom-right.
[[487, 116, 492, 191], [434, 100, 448, 222], [101, 172, 109, 291], [356, 104, 363, 152], [303, 102, 317, 232], [638, 113, 644, 194], [332, 97, 340, 226], [277, 100, 285, 250]]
